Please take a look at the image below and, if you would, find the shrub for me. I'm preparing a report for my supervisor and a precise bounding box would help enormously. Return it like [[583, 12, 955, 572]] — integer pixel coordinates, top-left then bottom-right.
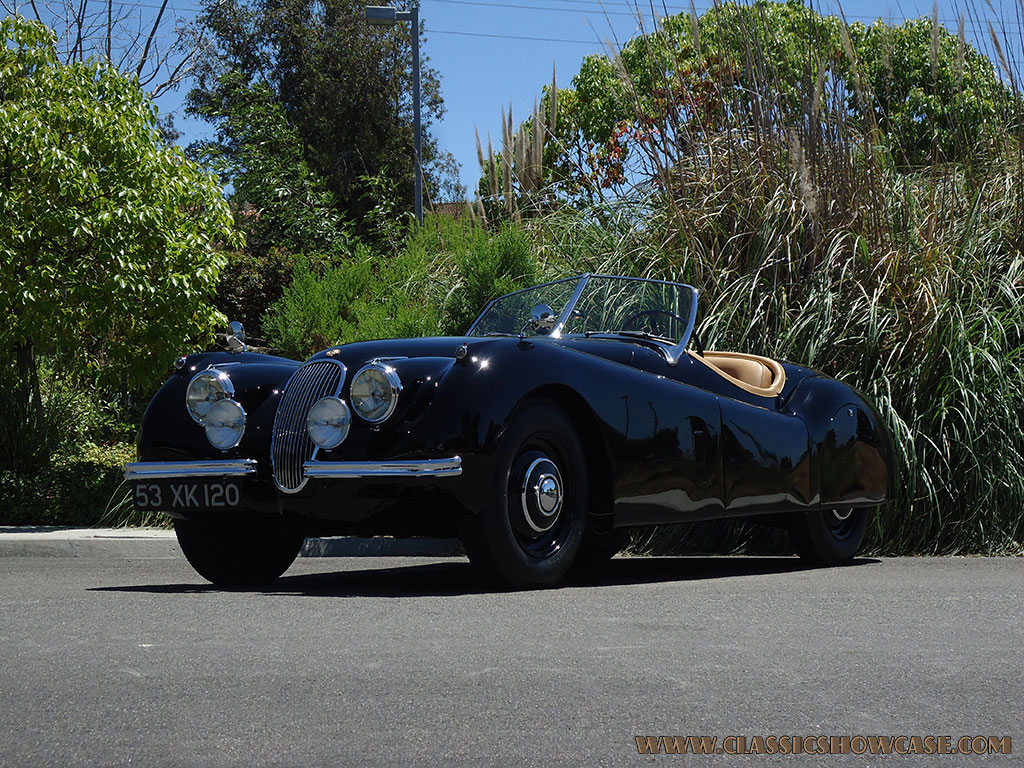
[[0, 442, 136, 527], [213, 248, 307, 343], [263, 215, 541, 358]]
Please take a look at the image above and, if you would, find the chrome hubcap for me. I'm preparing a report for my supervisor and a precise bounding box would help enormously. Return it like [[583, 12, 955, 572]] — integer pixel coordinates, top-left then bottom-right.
[[536, 474, 560, 513], [832, 507, 853, 522], [520, 458, 563, 533]]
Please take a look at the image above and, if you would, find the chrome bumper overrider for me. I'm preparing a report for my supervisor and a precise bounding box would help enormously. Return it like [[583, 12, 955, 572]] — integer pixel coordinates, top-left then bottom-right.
[[124, 459, 258, 480], [303, 457, 462, 479]]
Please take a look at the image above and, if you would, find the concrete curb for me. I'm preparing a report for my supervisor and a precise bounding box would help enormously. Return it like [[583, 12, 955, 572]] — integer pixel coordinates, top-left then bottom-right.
[[0, 527, 463, 559], [300, 536, 463, 558]]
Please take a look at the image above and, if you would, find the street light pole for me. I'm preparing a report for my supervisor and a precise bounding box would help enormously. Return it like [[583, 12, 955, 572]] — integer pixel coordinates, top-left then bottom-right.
[[409, 0, 422, 226], [365, 2, 423, 226]]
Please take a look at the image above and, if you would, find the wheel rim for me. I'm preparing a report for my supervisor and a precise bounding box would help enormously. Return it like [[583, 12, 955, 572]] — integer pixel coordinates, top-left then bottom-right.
[[825, 507, 857, 539], [508, 442, 572, 559]]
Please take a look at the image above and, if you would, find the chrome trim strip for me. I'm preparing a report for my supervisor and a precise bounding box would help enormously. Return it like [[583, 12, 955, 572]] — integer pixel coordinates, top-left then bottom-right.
[[550, 273, 591, 338], [665, 286, 700, 366], [125, 459, 258, 480], [303, 456, 462, 479]]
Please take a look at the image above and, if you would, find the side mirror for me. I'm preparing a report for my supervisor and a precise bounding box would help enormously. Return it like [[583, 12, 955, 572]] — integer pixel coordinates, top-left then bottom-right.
[[227, 321, 246, 353], [529, 304, 556, 335]]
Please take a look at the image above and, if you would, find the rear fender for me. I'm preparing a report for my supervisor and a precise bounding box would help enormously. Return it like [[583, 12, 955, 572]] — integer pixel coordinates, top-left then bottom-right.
[[784, 375, 891, 507]]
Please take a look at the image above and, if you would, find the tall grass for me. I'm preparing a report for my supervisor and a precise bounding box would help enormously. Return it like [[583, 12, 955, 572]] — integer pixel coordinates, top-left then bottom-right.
[[494, 2, 1024, 555]]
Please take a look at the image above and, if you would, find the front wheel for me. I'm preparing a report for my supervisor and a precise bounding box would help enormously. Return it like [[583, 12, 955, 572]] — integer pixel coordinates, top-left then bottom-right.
[[788, 506, 870, 565], [174, 513, 305, 587], [461, 400, 588, 588]]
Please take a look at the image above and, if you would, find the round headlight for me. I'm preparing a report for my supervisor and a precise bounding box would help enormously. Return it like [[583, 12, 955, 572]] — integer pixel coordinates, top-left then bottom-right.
[[204, 398, 246, 451], [186, 369, 234, 424], [306, 397, 351, 449], [350, 364, 402, 423]]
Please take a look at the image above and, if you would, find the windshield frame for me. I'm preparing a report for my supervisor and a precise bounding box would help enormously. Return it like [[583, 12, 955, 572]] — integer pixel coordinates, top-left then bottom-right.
[[465, 273, 699, 365]]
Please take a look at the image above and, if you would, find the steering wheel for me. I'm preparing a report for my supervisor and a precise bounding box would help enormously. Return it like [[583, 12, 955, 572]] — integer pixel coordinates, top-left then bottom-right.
[[620, 308, 687, 334]]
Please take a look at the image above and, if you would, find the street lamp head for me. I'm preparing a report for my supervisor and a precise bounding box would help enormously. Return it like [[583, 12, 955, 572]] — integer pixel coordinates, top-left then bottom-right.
[[365, 5, 398, 24]]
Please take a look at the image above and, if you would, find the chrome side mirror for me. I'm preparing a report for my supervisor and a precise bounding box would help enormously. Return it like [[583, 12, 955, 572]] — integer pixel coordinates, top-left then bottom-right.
[[227, 321, 246, 354], [529, 304, 556, 335]]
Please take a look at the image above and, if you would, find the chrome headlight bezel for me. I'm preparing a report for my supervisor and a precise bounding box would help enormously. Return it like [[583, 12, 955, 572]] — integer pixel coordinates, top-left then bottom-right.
[[185, 369, 234, 424], [306, 396, 352, 449], [204, 398, 246, 451], [350, 363, 402, 424]]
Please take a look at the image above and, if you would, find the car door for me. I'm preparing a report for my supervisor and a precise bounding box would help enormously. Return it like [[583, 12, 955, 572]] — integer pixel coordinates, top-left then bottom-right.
[[611, 349, 726, 525], [716, 393, 814, 517]]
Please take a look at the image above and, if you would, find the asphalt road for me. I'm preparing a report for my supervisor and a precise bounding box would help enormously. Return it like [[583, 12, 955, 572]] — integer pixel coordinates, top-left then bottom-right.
[[1, 554, 1021, 767]]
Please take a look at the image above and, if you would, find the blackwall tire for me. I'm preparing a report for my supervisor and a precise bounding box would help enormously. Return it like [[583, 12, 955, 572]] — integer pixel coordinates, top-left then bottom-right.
[[461, 400, 587, 588], [174, 514, 305, 587], [789, 507, 870, 566]]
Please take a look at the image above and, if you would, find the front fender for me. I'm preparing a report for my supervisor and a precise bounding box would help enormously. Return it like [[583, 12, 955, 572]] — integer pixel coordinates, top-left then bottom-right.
[[137, 352, 301, 485]]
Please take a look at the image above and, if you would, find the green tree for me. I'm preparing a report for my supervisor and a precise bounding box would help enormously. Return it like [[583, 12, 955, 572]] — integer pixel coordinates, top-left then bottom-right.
[[188, 0, 463, 235], [0, 16, 237, 466], [536, 1, 1010, 200], [192, 73, 350, 258], [856, 16, 1010, 163]]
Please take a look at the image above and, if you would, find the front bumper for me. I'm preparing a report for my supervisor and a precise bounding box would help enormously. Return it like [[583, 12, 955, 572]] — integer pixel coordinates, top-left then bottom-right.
[[125, 457, 463, 481], [303, 457, 462, 478], [125, 459, 259, 479], [125, 456, 467, 531]]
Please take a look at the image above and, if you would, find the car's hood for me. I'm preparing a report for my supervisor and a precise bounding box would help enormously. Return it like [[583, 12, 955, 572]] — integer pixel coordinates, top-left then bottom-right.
[[307, 336, 474, 364]]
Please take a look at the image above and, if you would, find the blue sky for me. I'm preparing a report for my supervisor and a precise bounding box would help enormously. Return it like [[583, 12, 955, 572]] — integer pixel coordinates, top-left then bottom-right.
[[150, 0, 1021, 196]]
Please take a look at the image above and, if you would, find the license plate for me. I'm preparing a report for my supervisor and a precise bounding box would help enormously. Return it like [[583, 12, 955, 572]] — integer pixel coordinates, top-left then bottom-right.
[[133, 479, 243, 511]]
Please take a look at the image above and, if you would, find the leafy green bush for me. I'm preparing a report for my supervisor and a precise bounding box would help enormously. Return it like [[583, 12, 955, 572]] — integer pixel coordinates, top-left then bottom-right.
[[263, 215, 540, 358], [1, 16, 237, 488], [0, 355, 144, 524], [0, 442, 136, 527], [439, 221, 539, 335], [215, 247, 311, 343], [0, 17, 238, 394], [262, 251, 374, 359]]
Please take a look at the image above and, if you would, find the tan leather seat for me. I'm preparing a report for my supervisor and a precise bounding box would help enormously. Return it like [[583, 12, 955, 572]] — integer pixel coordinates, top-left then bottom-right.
[[687, 350, 786, 398]]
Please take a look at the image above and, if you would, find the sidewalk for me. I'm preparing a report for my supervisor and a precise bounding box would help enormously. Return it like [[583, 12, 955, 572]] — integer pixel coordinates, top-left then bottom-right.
[[0, 527, 462, 558]]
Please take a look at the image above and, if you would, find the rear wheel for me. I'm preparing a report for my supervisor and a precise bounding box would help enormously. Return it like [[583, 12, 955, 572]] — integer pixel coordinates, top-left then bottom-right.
[[788, 506, 870, 565], [174, 513, 305, 587], [461, 401, 587, 588]]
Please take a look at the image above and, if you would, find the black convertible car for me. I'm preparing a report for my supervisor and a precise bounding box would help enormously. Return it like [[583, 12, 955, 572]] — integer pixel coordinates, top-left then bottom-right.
[[127, 274, 890, 587]]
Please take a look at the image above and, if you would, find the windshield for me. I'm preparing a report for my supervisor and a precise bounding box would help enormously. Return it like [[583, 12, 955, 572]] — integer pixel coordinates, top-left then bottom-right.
[[467, 274, 698, 348]]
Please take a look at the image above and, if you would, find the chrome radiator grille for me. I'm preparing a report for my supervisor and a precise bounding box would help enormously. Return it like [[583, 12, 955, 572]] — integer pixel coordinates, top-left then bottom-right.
[[271, 359, 346, 492]]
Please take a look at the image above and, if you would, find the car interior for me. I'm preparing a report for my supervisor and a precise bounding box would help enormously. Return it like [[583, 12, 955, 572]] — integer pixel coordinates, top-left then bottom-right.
[[688, 350, 787, 398]]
